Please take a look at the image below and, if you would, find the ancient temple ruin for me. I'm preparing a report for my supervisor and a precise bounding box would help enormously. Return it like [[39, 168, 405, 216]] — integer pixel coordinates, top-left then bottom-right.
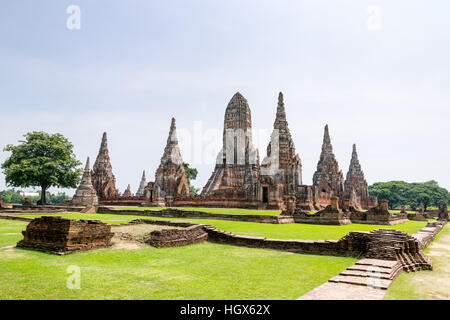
[[143, 118, 190, 206], [259, 92, 303, 208], [72, 157, 99, 206], [123, 184, 132, 197], [343, 144, 377, 209], [202, 92, 260, 195], [17, 216, 114, 255], [312, 125, 345, 201], [78, 91, 380, 212], [135, 171, 147, 197], [91, 132, 119, 199]]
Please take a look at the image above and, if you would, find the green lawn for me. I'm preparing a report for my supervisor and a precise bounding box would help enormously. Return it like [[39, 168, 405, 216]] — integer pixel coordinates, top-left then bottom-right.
[[384, 224, 450, 300], [0, 219, 356, 299], [19, 213, 427, 240], [112, 206, 282, 216]]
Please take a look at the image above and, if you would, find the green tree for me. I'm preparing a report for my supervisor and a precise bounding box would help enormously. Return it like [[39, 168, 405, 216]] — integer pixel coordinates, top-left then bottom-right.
[[1, 131, 82, 205], [369, 180, 449, 210], [183, 162, 200, 196]]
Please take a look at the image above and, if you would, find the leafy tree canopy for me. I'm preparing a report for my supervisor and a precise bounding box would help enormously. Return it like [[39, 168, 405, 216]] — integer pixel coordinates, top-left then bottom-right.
[[183, 162, 200, 196], [1, 131, 82, 204], [369, 180, 449, 210]]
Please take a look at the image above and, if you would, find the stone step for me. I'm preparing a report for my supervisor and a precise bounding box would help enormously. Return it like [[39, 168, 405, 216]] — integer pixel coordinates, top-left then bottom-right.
[[329, 275, 392, 290], [339, 270, 393, 280], [347, 264, 392, 274], [356, 259, 399, 268]]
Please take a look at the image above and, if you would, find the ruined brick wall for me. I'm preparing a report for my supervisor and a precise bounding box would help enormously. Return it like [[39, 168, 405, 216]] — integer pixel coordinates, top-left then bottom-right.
[[148, 225, 208, 248]]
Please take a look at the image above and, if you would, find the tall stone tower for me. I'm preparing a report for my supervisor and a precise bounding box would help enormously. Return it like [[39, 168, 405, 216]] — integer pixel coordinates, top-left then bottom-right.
[[202, 92, 259, 195], [91, 132, 119, 199], [72, 157, 99, 206], [260, 92, 302, 193], [344, 144, 375, 209], [154, 118, 190, 199], [135, 170, 147, 197], [312, 125, 344, 196]]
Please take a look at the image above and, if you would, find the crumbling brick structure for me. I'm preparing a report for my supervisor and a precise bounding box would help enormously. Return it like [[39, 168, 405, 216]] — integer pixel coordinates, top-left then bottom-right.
[[143, 118, 190, 206], [72, 157, 99, 206], [292, 196, 352, 225], [201, 92, 260, 195], [17, 216, 114, 254], [258, 92, 303, 209], [312, 125, 345, 205], [91, 92, 380, 212], [343, 144, 377, 209], [92, 132, 120, 200], [438, 201, 449, 221], [148, 224, 208, 248], [351, 200, 408, 225]]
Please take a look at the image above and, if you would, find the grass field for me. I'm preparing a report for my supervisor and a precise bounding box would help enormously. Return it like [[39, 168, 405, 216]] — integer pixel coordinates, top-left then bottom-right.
[[19, 212, 428, 240], [0, 219, 357, 299], [384, 224, 450, 300], [112, 206, 283, 215], [0, 213, 436, 299]]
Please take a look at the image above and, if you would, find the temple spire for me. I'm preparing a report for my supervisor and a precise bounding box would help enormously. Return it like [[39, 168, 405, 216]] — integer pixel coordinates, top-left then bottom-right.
[[92, 132, 119, 199], [81, 157, 93, 186], [84, 157, 90, 172], [136, 170, 147, 196], [321, 124, 333, 154], [275, 92, 286, 124], [348, 144, 362, 174], [352, 144, 358, 160], [71, 157, 99, 206], [161, 117, 183, 166]]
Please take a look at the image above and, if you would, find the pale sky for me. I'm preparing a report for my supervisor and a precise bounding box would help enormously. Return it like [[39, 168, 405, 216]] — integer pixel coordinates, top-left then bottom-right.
[[0, 1, 449, 195]]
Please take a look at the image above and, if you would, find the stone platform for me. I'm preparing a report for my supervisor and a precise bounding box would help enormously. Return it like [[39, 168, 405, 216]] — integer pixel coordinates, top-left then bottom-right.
[[16, 216, 114, 255]]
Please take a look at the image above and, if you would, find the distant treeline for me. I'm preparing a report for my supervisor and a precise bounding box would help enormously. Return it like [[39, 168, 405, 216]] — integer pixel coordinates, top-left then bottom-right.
[[0, 189, 71, 204], [368, 180, 449, 210]]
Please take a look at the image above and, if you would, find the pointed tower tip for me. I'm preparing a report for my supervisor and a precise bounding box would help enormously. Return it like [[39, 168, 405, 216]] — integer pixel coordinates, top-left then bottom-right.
[[169, 117, 176, 129], [353, 144, 357, 152], [324, 124, 330, 137], [278, 92, 284, 103], [85, 157, 90, 170], [100, 132, 108, 147]]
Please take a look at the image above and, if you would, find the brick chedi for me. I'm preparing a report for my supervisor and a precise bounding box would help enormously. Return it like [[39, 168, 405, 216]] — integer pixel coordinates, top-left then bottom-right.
[[135, 170, 146, 197], [344, 144, 377, 209], [72, 157, 99, 206], [312, 125, 344, 198], [91, 132, 119, 199], [202, 92, 259, 195], [123, 184, 132, 197], [152, 118, 190, 202], [260, 92, 302, 206]]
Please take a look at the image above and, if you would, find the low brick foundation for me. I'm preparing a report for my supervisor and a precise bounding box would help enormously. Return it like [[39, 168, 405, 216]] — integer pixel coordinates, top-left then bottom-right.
[[148, 225, 208, 248], [16, 216, 114, 255]]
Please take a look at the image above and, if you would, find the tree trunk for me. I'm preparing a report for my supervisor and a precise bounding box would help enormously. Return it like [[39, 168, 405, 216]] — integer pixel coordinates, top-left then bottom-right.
[[40, 185, 47, 205]]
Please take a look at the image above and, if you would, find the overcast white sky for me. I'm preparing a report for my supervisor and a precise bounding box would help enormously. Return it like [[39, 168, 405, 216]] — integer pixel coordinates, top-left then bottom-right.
[[0, 1, 449, 195]]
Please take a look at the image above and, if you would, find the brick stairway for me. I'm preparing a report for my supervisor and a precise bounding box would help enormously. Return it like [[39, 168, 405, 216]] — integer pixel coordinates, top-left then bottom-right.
[[298, 259, 402, 300]]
